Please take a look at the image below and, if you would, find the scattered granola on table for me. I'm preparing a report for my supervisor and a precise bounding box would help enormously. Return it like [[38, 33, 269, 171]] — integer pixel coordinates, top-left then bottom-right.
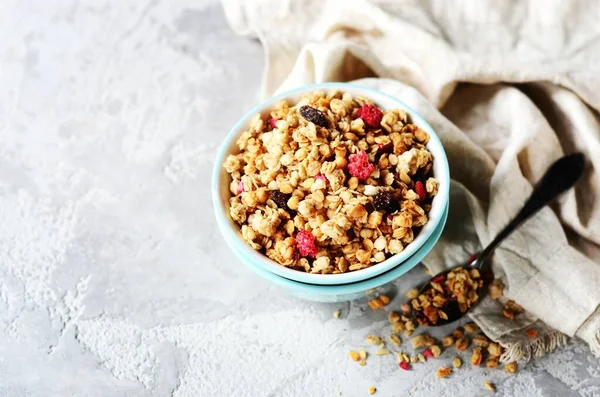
[[223, 90, 439, 273]]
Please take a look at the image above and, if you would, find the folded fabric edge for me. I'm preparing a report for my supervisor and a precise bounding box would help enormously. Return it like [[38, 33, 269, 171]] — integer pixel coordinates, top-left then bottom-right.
[[576, 304, 600, 357]]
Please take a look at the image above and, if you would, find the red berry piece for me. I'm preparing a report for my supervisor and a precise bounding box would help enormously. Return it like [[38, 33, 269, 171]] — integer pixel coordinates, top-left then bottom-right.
[[468, 254, 477, 263], [423, 348, 434, 359], [348, 150, 375, 180], [431, 274, 445, 283], [415, 181, 427, 201], [357, 104, 383, 128], [236, 181, 245, 195], [296, 230, 318, 258], [399, 361, 411, 370], [269, 118, 281, 129]]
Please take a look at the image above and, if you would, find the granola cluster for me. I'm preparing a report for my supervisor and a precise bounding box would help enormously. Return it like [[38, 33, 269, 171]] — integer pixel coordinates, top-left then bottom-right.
[[223, 90, 439, 273], [410, 267, 484, 326]]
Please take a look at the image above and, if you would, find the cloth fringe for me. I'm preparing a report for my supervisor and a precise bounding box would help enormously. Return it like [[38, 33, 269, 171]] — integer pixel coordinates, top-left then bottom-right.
[[500, 331, 569, 363], [591, 324, 600, 358]]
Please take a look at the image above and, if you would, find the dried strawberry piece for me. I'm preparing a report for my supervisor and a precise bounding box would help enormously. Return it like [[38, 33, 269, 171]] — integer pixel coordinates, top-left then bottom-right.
[[357, 104, 383, 128], [296, 230, 318, 258], [431, 274, 445, 283], [236, 181, 245, 195], [423, 348, 434, 359], [415, 181, 427, 201], [269, 118, 281, 129], [399, 361, 411, 370], [348, 150, 375, 180]]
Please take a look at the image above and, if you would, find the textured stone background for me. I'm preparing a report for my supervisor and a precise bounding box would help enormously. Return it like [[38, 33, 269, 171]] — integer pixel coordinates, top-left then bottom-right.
[[0, 1, 599, 396]]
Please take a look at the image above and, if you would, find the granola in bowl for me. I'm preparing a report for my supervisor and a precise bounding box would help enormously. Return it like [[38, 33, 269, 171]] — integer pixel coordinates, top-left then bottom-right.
[[222, 89, 440, 275]]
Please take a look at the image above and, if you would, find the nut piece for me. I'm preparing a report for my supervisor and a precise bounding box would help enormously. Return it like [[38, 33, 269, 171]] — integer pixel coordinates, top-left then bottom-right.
[[441, 336, 454, 347], [486, 357, 499, 368], [470, 347, 483, 366], [366, 335, 383, 345], [464, 322, 479, 333], [418, 353, 426, 363], [487, 342, 503, 357], [436, 367, 452, 378], [525, 328, 538, 339], [375, 349, 391, 356], [405, 288, 419, 299], [483, 381, 495, 392], [349, 351, 360, 361], [333, 310, 341, 318], [505, 361, 518, 374], [430, 345, 442, 358], [452, 357, 462, 368], [455, 336, 470, 351], [368, 386, 377, 395], [472, 335, 490, 347], [410, 356, 419, 363]]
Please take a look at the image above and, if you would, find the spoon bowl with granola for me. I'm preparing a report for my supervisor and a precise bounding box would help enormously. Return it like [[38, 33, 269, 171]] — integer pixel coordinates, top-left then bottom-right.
[[213, 83, 450, 286], [411, 152, 585, 326]]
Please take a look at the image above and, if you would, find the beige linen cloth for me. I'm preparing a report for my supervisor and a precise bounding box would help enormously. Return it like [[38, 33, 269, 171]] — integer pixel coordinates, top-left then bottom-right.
[[222, 0, 600, 360]]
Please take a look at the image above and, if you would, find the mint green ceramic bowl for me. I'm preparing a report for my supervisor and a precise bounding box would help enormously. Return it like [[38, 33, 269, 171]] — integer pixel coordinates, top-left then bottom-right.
[[212, 83, 450, 287]]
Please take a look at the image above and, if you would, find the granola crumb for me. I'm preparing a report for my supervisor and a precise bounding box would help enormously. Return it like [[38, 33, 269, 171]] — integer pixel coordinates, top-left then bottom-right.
[[405, 288, 419, 299], [487, 357, 499, 368], [368, 386, 377, 395], [349, 351, 360, 361], [455, 336, 469, 351], [359, 360, 367, 366], [436, 367, 452, 378], [483, 380, 495, 392], [366, 335, 383, 345], [489, 279, 504, 300], [452, 357, 462, 368], [388, 311, 401, 324], [525, 328, 539, 339], [505, 361, 518, 374], [359, 349, 367, 361], [390, 334, 402, 346], [333, 310, 341, 318], [375, 349, 391, 356], [464, 322, 479, 333]]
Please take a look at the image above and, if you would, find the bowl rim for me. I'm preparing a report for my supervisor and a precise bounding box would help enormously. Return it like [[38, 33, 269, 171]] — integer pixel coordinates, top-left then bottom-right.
[[212, 82, 450, 285], [230, 201, 448, 299]]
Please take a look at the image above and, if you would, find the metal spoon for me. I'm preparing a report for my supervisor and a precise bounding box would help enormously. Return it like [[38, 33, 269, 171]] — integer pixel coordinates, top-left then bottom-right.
[[412, 152, 586, 327]]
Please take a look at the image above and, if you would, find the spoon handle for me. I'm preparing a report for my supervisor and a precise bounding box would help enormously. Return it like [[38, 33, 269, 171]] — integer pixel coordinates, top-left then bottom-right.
[[475, 153, 585, 267]]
